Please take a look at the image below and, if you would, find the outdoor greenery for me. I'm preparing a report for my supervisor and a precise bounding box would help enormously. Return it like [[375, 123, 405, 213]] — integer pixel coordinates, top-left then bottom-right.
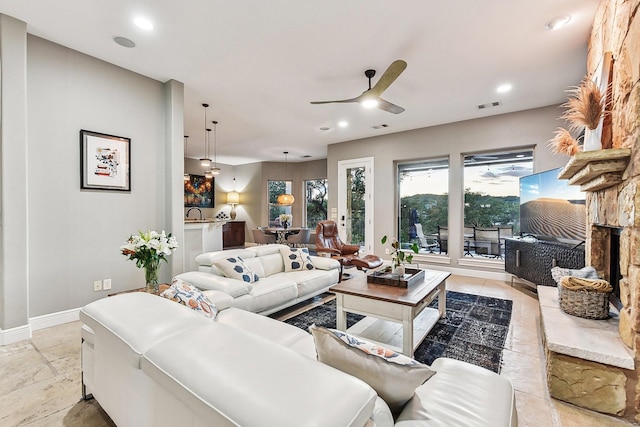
[[347, 167, 366, 246], [399, 189, 520, 244], [268, 180, 291, 226], [305, 179, 328, 229]]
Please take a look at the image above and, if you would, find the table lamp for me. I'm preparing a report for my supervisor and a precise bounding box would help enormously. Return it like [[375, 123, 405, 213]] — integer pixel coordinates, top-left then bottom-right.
[[227, 191, 240, 220]]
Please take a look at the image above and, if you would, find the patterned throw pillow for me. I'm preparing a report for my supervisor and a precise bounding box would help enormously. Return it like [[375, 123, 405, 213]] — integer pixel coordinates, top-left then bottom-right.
[[309, 325, 434, 415], [214, 256, 259, 283], [551, 266, 599, 285], [280, 247, 315, 272], [160, 279, 218, 318]]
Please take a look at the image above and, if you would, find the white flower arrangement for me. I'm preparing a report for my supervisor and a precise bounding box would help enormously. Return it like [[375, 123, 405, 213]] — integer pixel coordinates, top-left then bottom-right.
[[279, 214, 293, 224], [120, 230, 179, 269]]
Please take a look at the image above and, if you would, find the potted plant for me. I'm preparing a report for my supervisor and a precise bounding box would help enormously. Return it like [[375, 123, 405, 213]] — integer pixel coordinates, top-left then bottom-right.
[[381, 235, 419, 276]]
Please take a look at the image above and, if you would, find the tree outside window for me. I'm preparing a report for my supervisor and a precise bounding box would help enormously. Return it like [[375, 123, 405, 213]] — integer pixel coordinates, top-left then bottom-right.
[[305, 179, 327, 229]]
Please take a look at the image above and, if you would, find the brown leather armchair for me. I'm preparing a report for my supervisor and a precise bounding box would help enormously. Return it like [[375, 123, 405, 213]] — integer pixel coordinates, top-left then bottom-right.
[[315, 220, 383, 281]]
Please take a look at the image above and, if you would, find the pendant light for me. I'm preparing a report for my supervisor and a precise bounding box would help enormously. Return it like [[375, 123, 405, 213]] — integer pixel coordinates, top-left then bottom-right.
[[277, 151, 295, 206], [199, 103, 211, 168], [204, 127, 213, 178], [183, 135, 190, 181], [209, 120, 221, 175]]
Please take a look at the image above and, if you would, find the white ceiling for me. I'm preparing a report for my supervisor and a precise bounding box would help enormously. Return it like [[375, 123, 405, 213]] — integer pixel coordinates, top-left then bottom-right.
[[0, 0, 599, 165]]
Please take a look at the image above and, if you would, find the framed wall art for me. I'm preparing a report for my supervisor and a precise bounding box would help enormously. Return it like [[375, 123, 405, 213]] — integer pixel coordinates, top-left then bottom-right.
[[80, 129, 131, 191], [184, 174, 214, 208]]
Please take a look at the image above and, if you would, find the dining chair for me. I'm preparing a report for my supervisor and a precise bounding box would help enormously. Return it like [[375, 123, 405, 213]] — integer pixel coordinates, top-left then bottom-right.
[[252, 228, 276, 245]]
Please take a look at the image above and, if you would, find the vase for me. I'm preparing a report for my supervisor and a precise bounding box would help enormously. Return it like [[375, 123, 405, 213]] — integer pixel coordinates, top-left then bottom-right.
[[392, 265, 405, 277], [283, 221, 289, 230], [583, 127, 602, 151], [144, 259, 160, 294]]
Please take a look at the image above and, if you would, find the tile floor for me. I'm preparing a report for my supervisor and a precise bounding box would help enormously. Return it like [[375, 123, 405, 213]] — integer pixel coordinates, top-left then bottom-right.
[[0, 275, 636, 426]]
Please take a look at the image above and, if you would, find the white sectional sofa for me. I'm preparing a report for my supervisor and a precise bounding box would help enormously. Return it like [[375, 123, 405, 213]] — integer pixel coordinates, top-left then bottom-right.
[[80, 292, 518, 427], [174, 244, 340, 315]]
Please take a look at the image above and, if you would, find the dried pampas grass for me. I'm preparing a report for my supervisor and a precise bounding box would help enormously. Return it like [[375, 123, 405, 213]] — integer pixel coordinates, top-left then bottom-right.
[[561, 78, 605, 131], [548, 128, 581, 156]]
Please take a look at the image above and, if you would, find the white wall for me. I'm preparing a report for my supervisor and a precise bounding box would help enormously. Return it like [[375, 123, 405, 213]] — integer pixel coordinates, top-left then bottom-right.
[[327, 105, 570, 269], [26, 35, 174, 316]]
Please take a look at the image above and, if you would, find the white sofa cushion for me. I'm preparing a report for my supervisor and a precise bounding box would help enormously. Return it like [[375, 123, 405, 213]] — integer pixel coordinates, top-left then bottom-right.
[[216, 307, 315, 358], [395, 357, 517, 426], [309, 255, 341, 271], [159, 279, 218, 318], [214, 256, 260, 283], [231, 277, 298, 313], [141, 323, 378, 427], [280, 269, 341, 298], [310, 325, 435, 415], [260, 252, 286, 277], [195, 248, 256, 267], [280, 247, 315, 272], [175, 271, 252, 298]]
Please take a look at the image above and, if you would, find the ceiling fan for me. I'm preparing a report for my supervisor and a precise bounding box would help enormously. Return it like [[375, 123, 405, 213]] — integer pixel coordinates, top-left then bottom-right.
[[310, 60, 407, 114]]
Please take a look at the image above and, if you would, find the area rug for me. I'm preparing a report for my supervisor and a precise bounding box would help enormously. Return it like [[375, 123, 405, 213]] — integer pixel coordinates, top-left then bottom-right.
[[283, 291, 512, 373]]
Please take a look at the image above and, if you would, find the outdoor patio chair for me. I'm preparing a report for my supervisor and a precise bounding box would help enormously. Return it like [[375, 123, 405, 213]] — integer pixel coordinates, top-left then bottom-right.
[[415, 223, 438, 252], [473, 227, 501, 257], [437, 225, 448, 254]]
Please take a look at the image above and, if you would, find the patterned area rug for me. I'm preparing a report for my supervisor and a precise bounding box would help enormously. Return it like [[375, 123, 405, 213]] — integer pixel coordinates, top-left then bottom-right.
[[283, 290, 512, 372]]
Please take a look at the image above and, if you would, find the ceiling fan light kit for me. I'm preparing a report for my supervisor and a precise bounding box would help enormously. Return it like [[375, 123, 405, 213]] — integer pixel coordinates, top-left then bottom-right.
[[310, 60, 407, 114]]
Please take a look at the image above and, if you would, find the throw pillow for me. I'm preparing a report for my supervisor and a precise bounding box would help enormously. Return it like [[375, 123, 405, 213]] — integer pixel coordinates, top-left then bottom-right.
[[160, 279, 218, 319], [214, 256, 260, 283], [309, 325, 435, 415], [280, 247, 315, 272], [551, 266, 599, 285]]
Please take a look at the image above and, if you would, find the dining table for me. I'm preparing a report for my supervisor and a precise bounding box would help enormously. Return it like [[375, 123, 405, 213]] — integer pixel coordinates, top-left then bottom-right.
[[263, 227, 302, 244]]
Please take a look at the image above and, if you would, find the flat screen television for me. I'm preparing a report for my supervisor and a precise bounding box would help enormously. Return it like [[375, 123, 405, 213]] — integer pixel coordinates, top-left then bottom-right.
[[519, 167, 586, 244]]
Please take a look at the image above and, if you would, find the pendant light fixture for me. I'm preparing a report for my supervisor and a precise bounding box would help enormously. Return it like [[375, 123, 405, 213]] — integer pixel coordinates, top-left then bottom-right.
[[209, 120, 221, 175], [199, 103, 211, 168], [183, 135, 190, 181], [277, 151, 295, 206], [204, 127, 213, 178]]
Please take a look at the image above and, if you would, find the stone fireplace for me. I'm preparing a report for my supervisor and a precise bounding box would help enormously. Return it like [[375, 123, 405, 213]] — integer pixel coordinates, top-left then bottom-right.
[[576, 0, 640, 422]]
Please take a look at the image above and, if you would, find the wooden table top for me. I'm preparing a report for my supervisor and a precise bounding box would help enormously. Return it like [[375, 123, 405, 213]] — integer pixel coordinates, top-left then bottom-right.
[[330, 269, 450, 306]]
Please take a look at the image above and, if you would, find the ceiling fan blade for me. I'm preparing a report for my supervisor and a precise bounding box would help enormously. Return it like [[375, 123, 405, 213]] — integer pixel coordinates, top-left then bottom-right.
[[370, 60, 407, 96], [310, 96, 360, 105], [377, 98, 405, 114]]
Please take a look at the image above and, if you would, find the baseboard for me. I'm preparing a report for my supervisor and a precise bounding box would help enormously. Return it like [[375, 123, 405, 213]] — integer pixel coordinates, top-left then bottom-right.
[[0, 307, 81, 346], [0, 324, 31, 346], [30, 308, 80, 331]]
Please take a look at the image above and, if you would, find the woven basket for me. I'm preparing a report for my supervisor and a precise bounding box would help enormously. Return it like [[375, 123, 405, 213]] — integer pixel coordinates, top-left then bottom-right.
[[558, 283, 610, 320]]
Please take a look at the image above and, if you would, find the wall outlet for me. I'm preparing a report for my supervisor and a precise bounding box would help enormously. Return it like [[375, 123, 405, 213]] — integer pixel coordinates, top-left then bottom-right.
[[385, 248, 390, 254], [93, 280, 102, 291], [103, 278, 112, 290]]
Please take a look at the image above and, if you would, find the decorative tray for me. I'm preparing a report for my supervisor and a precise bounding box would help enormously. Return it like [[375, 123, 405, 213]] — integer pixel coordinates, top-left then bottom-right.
[[367, 268, 425, 288]]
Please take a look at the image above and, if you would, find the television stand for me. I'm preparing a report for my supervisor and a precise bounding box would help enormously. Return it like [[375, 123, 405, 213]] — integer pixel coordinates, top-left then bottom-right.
[[504, 238, 585, 287]]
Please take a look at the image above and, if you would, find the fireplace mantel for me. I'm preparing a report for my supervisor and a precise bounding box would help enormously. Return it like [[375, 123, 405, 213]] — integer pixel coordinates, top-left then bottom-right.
[[557, 148, 631, 192]]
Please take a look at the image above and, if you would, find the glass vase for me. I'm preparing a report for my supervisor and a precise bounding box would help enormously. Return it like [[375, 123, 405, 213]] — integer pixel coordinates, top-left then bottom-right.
[[283, 221, 289, 230], [144, 259, 160, 294]]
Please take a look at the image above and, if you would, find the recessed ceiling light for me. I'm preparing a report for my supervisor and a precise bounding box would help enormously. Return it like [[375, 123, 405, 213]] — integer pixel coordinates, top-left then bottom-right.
[[516, 154, 525, 158], [545, 15, 571, 30], [496, 84, 512, 93], [319, 126, 331, 131], [114, 36, 136, 48], [134, 17, 154, 31], [338, 121, 348, 128]]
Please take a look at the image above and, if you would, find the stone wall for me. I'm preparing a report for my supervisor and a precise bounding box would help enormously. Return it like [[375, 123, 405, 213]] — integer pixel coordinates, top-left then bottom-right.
[[587, 0, 640, 422]]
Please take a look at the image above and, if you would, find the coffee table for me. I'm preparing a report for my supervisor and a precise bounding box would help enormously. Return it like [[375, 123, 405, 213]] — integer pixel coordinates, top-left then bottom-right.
[[329, 269, 449, 357]]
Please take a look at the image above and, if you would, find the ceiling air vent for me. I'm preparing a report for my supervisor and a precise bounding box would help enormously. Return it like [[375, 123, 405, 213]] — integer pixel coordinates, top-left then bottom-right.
[[372, 124, 389, 129], [477, 101, 501, 110]]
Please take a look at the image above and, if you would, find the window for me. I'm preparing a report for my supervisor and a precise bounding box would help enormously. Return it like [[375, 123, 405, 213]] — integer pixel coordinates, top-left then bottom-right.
[[305, 179, 327, 229], [462, 149, 533, 257], [398, 158, 449, 254], [268, 180, 292, 227]]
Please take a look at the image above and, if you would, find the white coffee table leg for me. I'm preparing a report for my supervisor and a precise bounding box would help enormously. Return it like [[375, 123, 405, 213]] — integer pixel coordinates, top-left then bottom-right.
[[402, 306, 414, 357], [438, 282, 446, 318], [335, 294, 347, 331]]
